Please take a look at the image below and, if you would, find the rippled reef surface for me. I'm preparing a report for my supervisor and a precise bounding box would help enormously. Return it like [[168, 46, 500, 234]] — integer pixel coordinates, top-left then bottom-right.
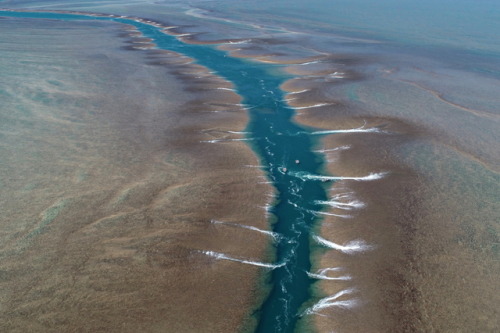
[[0, 17, 273, 332], [1, 1, 500, 333]]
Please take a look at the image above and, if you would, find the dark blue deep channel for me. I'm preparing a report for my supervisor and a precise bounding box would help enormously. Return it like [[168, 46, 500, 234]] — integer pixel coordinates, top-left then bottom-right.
[[1, 11, 330, 332]]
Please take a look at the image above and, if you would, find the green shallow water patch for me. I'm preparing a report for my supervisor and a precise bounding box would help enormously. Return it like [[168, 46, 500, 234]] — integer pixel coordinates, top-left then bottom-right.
[[25, 198, 69, 239]]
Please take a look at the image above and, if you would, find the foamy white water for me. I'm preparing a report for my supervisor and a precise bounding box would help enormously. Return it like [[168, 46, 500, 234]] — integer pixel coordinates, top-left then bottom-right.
[[306, 270, 352, 281], [260, 203, 272, 212], [215, 87, 236, 91], [309, 210, 353, 219], [311, 126, 382, 135], [293, 103, 332, 110], [314, 198, 365, 210], [210, 219, 280, 240], [226, 130, 250, 134], [328, 193, 354, 200], [257, 175, 273, 184], [201, 138, 254, 143], [314, 145, 351, 153], [202, 250, 284, 269], [303, 288, 359, 315], [297, 60, 322, 65], [318, 267, 342, 274], [287, 89, 310, 95], [313, 235, 374, 254], [290, 171, 388, 181], [328, 71, 345, 78], [225, 39, 252, 44]]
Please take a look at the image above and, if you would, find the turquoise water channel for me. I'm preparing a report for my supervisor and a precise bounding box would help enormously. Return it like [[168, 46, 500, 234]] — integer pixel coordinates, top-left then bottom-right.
[[1, 11, 329, 332]]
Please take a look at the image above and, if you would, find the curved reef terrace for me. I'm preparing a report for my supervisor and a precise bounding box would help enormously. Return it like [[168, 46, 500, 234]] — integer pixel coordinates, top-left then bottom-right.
[[1, 5, 499, 333]]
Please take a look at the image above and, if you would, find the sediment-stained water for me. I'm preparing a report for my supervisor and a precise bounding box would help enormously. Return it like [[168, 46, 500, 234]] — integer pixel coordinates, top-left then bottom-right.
[[1, 1, 499, 332]]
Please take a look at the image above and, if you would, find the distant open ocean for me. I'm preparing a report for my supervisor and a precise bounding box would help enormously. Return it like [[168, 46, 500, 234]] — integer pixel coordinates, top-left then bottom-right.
[[1, 1, 498, 332]]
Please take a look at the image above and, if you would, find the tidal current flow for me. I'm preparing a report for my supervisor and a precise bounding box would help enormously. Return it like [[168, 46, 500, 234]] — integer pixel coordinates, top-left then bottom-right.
[[1, 11, 331, 332]]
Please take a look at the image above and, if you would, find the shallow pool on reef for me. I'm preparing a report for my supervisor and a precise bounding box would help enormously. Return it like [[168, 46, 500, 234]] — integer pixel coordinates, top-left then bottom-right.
[[0, 10, 337, 333]]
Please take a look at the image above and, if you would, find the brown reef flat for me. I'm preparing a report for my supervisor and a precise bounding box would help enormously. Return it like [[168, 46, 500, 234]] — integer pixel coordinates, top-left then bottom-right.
[[278, 58, 499, 331], [0, 17, 273, 333]]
